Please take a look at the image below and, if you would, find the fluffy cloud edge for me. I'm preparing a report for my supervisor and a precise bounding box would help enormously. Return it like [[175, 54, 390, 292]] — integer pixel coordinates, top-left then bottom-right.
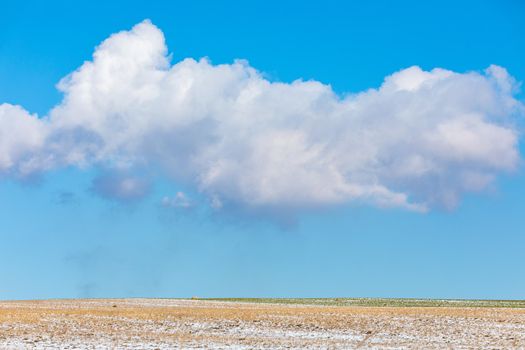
[[0, 20, 522, 216]]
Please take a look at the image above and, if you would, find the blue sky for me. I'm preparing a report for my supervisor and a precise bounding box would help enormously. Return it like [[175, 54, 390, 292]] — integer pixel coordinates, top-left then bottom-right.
[[0, 0, 524, 300]]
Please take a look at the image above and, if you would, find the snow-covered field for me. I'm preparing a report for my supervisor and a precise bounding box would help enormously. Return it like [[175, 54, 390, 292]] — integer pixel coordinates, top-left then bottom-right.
[[0, 299, 524, 349]]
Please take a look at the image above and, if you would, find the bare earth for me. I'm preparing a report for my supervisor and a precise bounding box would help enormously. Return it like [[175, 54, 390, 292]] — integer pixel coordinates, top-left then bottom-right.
[[0, 299, 524, 349]]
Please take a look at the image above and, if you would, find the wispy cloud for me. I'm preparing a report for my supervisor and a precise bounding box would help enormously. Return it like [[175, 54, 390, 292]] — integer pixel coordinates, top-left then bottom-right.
[[56, 190, 76, 205], [91, 171, 151, 202], [0, 20, 522, 216], [161, 192, 193, 209]]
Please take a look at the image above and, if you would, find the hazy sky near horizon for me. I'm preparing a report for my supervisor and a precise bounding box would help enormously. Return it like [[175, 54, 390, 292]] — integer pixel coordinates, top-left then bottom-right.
[[1, 0, 524, 300]]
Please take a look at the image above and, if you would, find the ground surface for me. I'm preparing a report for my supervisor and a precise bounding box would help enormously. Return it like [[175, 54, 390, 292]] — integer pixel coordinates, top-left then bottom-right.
[[0, 298, 524, 349]]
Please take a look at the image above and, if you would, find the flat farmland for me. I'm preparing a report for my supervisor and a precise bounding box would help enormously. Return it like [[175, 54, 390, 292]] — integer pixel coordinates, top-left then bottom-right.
[[0, 298, 524, 349]]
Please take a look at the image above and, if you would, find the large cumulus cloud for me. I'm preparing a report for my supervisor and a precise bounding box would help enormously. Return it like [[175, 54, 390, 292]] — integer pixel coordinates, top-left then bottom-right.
[[0, 20, 522, 213]]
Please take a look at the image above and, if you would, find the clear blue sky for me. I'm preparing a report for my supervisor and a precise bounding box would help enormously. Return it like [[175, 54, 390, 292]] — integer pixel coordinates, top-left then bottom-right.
[[0, 0, 524, 300]]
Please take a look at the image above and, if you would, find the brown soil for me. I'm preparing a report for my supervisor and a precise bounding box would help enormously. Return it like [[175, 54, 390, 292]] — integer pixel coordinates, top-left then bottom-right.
[[0, 299, 524, 349]]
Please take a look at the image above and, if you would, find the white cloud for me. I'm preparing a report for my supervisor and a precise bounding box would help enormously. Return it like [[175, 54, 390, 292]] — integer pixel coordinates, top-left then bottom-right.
[[161, 192, 193, 209], [0, 20, 522, 213], [91, 172, 151, 202], [0, 104, 48, 175]]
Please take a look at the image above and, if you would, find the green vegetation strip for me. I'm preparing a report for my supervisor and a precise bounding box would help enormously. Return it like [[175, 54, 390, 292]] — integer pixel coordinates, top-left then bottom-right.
[[205, 298, 525, 308]]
